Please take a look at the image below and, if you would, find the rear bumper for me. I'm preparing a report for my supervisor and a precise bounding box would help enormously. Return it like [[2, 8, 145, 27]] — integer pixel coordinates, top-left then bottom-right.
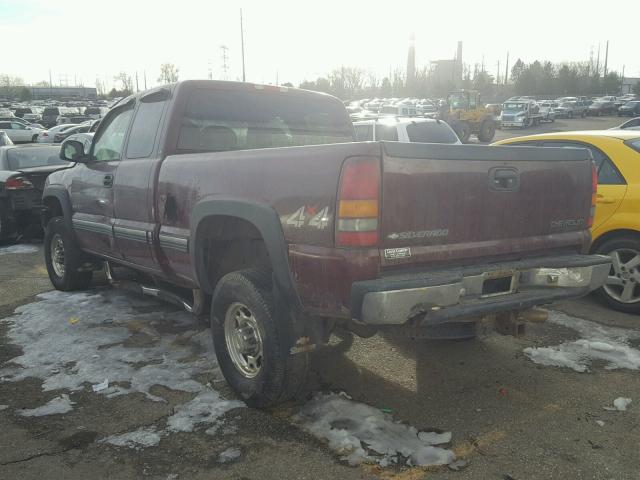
[[351, 254, 611, 326]]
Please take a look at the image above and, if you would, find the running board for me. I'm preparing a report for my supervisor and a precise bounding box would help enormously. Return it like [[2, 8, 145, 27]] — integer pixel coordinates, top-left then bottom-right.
[[104, 262, 198, 313]]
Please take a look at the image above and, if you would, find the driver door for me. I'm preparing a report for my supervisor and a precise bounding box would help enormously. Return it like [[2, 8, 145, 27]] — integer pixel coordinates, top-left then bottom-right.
[[69, 102, 134, 257]]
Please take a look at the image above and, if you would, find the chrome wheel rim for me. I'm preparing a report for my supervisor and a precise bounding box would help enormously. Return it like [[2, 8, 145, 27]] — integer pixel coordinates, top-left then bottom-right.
[[224, 302, 263, 378], [50, 233, 65, 278], [604, 248, 640, 304]]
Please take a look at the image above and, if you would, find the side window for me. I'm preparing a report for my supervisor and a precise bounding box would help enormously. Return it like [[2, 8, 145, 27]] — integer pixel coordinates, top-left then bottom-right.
[[91, 107, 134, 162], [0, 122, 11, 129], [375, 124, 398, 141], [126, 99, 165, 159], [354, 125, 373, 141], [541, 140, 625, 185], [11, 122, 25, 130]]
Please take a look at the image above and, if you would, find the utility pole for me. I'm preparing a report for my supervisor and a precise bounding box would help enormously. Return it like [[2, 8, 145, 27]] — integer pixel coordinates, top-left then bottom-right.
[[240, 9, 246, 82], [144, 71, 147, 90], [603, 40, 609, 77], [504, 52, 509, 86], [595, 43, 601, 76], [135, 71, 139, 92], [221, 45, 229, 80], [49, 69, 53, 97], [496, 60, 500, 85]]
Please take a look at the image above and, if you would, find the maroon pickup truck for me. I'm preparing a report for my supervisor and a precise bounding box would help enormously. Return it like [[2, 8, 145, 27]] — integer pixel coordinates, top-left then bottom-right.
[[42, 80, 610, 406]]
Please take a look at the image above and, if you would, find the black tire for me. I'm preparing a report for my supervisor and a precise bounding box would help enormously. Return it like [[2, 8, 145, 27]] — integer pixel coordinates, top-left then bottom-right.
[[211, 269, 308, 408], [44, 217, 93, 291], [568, 111, 574, 119], [31, 134, 38, 143], [477, 120, 496, 142], [594, 236, 640, 314]]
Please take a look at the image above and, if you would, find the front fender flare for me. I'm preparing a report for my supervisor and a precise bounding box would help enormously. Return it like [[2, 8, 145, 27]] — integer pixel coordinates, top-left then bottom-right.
[[41, 185, 74, 231]]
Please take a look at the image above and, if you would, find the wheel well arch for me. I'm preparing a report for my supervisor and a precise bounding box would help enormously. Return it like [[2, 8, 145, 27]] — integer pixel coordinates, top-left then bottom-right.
[[190, 199, 299, 308], [590, 229, 640, 253], [41, 188, 72, 229]]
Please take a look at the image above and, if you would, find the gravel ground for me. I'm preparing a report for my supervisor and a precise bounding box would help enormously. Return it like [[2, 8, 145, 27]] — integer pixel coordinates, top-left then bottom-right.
[[1, 116, 638, 480]]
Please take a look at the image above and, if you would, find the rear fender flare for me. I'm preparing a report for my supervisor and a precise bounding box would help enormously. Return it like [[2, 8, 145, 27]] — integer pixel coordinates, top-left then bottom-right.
[[190, 198, 300, 308]]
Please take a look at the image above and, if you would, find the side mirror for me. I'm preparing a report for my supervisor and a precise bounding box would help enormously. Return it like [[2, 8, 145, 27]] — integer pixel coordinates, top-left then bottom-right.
[[61, 139, 89, 163]]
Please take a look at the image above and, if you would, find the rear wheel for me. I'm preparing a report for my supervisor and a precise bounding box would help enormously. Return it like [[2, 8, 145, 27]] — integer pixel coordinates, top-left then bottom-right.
[[31, 134, 38, 143], [211, 269, 308, 407], [477, 120, 496, 142], [44, 217, 93, 291], [594, 236, 640, 313], [568, 111, 574, 119]]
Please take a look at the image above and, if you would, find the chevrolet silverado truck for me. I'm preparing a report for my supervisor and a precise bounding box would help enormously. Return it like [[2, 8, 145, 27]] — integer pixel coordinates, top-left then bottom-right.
[[42, 80, 610, 407]]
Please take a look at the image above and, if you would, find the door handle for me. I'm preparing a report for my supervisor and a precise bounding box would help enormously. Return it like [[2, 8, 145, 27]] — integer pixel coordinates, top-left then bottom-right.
[[596, 194, 616, 204], [103, 174, 114, 187]]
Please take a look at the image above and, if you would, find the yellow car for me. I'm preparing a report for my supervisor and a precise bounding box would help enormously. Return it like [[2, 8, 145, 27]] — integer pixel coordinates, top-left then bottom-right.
[[495, 130, 640, 313]]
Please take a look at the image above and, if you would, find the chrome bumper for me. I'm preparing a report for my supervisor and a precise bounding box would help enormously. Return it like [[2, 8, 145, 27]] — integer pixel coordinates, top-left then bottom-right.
[[359, 258, 610, 325]]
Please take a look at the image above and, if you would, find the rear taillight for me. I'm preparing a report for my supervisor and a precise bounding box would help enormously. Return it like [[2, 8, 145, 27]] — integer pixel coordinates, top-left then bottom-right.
[[5, 176, 33, 190], [587, 162, 597, 228], [42, 132, 49, 137], [336, 156, 380, 247]]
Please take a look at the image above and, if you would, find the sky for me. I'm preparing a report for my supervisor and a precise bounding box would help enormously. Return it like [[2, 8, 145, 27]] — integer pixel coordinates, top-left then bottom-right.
[[1, 0, 638, 91]]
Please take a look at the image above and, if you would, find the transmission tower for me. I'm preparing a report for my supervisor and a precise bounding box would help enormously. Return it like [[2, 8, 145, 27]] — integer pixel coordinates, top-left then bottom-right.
[[220, 45, 229, 80]]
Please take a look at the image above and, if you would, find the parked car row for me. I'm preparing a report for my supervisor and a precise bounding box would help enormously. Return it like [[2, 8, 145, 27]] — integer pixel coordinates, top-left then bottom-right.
[[508, 94, 640, 119], [0, 102, 110, 129]]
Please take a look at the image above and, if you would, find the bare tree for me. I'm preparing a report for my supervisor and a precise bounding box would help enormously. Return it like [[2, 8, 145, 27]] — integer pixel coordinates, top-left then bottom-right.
[[158, 63, 179, 84], [113, 72, 133, 93]]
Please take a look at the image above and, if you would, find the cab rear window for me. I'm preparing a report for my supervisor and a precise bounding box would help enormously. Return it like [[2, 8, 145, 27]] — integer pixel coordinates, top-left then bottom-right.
[[177, 89, 354, 152]]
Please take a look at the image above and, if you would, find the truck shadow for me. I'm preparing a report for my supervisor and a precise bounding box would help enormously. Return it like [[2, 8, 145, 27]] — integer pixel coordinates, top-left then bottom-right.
[[308, 331, 538, 432]]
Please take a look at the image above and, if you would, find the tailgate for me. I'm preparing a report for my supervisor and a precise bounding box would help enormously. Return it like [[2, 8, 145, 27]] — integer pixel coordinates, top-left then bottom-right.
[[380, 142, 592, 267]]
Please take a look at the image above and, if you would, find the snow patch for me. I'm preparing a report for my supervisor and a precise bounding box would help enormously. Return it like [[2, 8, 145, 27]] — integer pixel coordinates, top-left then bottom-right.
[[524, 311, 640, 372], [0, 289, 244, 447], [0, 244, 39, 256], [18, 394, 74, 417], [167, 389, 243, 433], [102, 427, 162, 449], [296, 393, 455, 467], [0, 404, 8, 411], [608, 397, 632, 411], [217, 447, 241, 463]]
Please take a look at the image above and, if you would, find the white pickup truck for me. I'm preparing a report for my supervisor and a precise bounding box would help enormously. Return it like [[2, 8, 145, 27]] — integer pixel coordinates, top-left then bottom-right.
[[500, 100, 544, 128], [353, 117, 461, 144]]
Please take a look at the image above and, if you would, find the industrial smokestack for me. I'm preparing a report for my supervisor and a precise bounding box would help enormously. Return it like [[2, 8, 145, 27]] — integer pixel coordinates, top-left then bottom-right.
[[407, 33, 416, 87]]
